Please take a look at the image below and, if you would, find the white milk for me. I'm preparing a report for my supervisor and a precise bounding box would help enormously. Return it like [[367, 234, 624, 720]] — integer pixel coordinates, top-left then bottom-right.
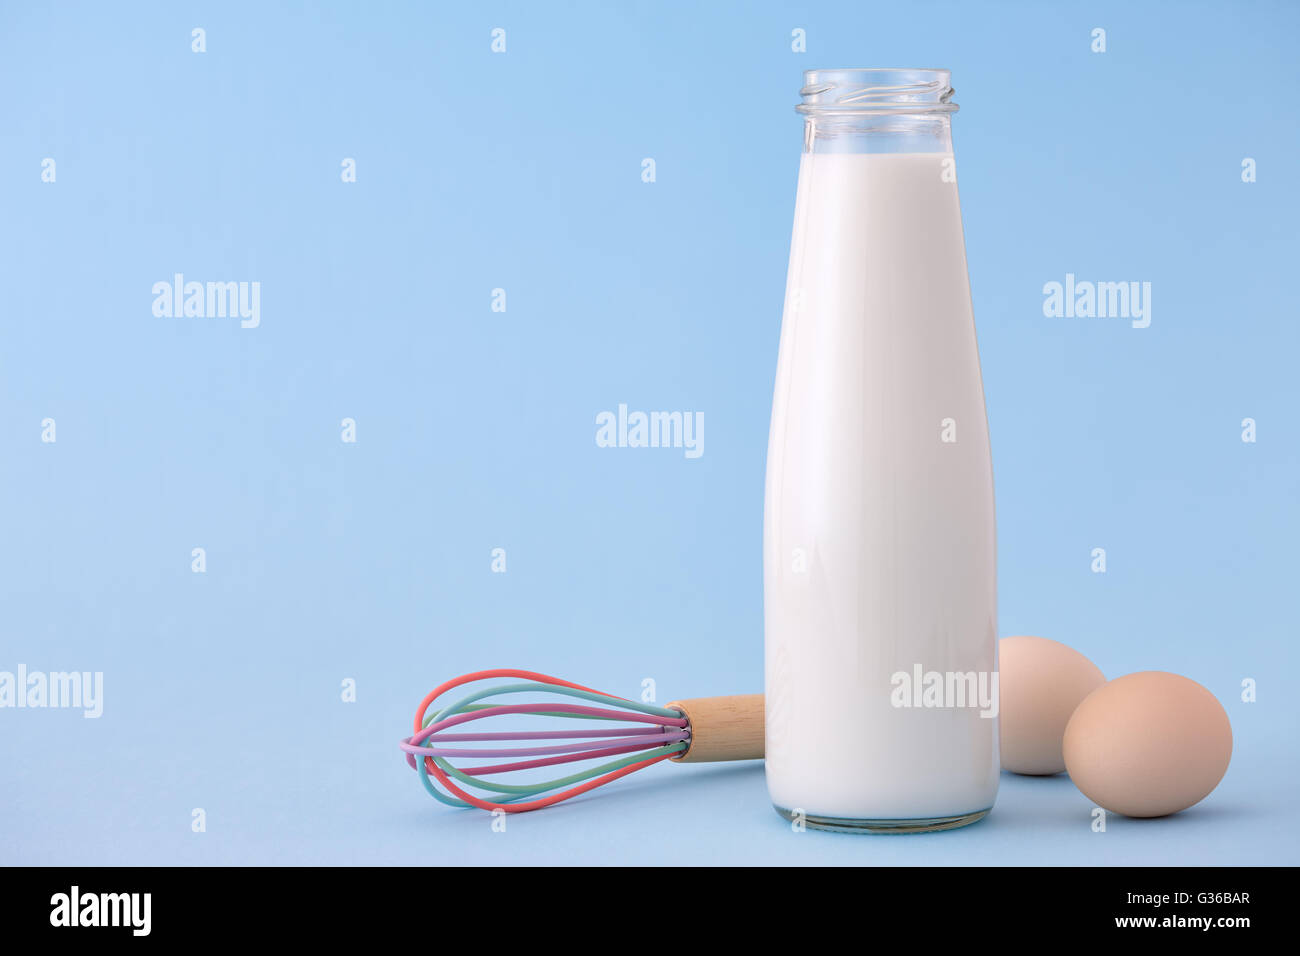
[[763, 152, 998, 827]]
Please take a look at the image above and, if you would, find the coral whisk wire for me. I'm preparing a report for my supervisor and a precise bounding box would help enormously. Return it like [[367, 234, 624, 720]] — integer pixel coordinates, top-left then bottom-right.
[[402, 669, 764, 813]]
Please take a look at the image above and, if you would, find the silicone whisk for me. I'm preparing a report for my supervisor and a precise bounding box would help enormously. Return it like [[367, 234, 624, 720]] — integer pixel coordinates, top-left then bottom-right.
[[402, 668, 763, 813]]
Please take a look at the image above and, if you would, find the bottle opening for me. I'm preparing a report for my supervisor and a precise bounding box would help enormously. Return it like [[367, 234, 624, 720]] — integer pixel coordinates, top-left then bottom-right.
[[798, 68, 957, 115]]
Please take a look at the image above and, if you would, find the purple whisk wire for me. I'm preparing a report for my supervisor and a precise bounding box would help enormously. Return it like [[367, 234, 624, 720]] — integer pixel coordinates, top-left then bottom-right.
[[398, 699, 690, 772], [456, 735, 692, 775], [407, 734, 690, 760], [425, 725, 673, 742]]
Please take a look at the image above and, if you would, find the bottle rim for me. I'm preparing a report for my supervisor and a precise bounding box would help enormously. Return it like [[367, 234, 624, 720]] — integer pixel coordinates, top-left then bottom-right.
[[797, 68, 958, 115]]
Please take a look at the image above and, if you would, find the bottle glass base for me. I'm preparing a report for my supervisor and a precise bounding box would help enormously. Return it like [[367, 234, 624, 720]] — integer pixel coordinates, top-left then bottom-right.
[[773, 805, 992, 834]]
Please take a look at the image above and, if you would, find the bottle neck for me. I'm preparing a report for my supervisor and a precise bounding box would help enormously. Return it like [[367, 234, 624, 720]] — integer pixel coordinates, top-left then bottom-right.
[[798, 68, 957, 155]]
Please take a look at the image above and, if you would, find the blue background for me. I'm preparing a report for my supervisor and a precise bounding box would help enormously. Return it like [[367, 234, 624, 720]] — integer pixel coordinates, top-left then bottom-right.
[[2, 0, 1297, 865]]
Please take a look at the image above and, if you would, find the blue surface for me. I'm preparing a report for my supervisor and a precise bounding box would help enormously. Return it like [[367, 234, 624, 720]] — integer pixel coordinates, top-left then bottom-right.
[[1, 1, 1297, 865]]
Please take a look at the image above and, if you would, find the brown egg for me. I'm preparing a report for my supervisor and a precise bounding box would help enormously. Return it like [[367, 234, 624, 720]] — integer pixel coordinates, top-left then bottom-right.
[[999, 635, 1105, 774], [1063, 671, 1232, 817]]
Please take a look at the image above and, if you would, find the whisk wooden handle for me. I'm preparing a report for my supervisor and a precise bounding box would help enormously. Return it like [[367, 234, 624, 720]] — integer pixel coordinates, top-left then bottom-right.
[[666, 694, 764, 763]]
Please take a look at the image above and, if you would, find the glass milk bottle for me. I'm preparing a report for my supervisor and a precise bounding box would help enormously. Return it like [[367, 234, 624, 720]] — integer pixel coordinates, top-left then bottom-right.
[[764, 69, 998, 832]]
